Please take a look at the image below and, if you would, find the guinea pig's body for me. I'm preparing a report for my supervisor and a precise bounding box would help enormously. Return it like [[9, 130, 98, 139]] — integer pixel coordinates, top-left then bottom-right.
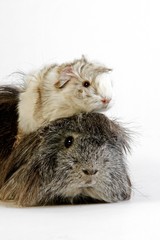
[[0, 113, 131, 207], [0, 86, 19, 160]]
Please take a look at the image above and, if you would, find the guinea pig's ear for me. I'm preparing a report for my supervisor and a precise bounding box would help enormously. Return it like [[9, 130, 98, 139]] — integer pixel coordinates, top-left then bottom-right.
[[55, 65, 73, 89]]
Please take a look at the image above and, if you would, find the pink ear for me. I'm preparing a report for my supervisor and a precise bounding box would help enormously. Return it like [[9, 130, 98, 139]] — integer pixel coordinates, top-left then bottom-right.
[[60, 65, 73, 80], [55, 65, 73, 89], [62, 65, 73, 74]]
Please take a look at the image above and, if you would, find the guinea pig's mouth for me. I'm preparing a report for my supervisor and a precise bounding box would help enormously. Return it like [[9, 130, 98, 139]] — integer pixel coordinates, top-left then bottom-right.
[[79, 179, 97, 188], [78, 186, 106, 203], [93, 101, 112, 113], [102, 100, 112, 110]]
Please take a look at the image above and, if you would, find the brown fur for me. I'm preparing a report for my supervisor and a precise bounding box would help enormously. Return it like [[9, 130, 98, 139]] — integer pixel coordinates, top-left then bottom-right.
[[0, 86, 19, 162]]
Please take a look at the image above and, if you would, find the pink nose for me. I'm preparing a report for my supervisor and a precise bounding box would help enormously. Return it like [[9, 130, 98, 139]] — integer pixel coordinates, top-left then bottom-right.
[[101, 98, 110, 104]]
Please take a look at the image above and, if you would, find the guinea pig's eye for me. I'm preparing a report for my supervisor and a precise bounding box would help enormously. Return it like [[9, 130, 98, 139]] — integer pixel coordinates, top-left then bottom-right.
[[83, 81, 90, 88], [64, 136, 74, 148]]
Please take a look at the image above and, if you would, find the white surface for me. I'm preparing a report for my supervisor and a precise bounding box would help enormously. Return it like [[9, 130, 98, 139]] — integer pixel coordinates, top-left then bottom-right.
[[0, 0, 160, 239]]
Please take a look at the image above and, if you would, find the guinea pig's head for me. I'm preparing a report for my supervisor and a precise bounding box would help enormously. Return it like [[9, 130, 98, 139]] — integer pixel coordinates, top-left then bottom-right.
[[39, 113, 131, 205], [0, 113, 131, 206], [44, 56, 113, 113]]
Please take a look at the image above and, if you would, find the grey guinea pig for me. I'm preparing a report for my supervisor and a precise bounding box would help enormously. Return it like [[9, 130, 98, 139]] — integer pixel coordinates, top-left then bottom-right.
[[0, 113, 132, 207]]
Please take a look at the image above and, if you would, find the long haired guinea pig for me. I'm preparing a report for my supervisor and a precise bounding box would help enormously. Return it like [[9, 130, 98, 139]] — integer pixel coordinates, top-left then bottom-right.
[[0, 113, 131, 207], [18, 56, 113, 135]]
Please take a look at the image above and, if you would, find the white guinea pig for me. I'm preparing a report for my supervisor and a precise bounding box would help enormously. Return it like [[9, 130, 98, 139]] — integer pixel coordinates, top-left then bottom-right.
[[18, 56, 113, 135]]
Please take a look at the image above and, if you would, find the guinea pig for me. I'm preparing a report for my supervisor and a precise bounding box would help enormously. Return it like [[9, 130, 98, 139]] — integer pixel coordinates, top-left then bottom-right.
[[18, 55, 113, 135], [0, 113, 131, 207]]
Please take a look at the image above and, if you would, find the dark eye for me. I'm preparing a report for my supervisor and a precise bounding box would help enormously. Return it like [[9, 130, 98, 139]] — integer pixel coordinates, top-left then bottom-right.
[[83, 81, 90, 88], [64, 136, 74, 148]]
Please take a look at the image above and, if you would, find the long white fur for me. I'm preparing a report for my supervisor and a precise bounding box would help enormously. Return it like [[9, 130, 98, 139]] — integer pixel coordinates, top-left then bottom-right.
[[18, 58, 113, 134], [96, 73, 113, 100]]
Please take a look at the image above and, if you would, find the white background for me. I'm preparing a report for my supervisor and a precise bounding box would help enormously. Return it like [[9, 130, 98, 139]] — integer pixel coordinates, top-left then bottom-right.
[[0, 0, 160, 239]]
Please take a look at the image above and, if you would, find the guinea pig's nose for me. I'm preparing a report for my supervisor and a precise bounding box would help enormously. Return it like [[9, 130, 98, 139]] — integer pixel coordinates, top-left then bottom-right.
[[101, 98, 111, 104], [82, 169, 98, 175]]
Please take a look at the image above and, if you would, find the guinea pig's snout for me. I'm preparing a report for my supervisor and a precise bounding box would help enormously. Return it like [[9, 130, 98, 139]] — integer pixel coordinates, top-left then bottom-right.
[[82, 169, 98, 175], [101, 98, 111, 104]]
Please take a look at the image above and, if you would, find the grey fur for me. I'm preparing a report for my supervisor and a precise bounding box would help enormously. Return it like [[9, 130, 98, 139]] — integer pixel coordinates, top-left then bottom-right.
[[0, 113, 131, 207]]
